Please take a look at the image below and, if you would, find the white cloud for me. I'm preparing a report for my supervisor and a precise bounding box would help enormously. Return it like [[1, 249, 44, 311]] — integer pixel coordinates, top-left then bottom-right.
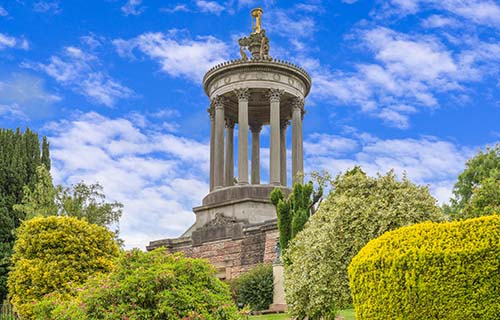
[[0, 73, 60, 121], [388, 0, 500, 27], [25, 46, 133, 106], [305, 131, 474, 204], [113, 30, 229, 82], [33, 1, 61, 14], [0, 33, 29, 50], [421, 14, 459, 28], [0, 6, 8, 16], [121, 0, 145, 16], [195, 0, 224, 15], [48, 112, 210, 249], [306, 26, 497, 128], [160, 4, 190, 13]]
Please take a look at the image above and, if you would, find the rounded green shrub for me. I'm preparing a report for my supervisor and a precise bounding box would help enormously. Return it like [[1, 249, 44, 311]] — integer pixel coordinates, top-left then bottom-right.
[[284, 169, 444, 319], [230, 264, 273, 311], [7, 216, 119, 319], [348, 215, 500, 320], [35, 248, 241, 320]]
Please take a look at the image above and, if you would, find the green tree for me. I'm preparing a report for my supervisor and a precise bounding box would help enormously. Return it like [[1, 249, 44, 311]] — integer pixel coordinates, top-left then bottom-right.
[[0, 128, 50, 302], [284, 168, 444, 319], [7, 216, 120, 319], [13, 166, 58, 220], [447, 145, 500, 217], [270, 182, 322, 253], [230, 264, 273, 311], [14, 165, 122, 235], [33, 249, 240, 320]]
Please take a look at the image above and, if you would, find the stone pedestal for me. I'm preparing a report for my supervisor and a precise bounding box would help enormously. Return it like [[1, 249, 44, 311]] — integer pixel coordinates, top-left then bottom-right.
[[269, 263, 287, 312]]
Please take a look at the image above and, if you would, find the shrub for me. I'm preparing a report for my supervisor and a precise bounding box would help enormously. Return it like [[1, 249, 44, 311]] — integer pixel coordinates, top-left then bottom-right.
[[284, 168, 444, 319], [349, 215, 500, 319], [7, 216, 119, 319], [230, 264, 273, 311], [35, 249, 241, 320]]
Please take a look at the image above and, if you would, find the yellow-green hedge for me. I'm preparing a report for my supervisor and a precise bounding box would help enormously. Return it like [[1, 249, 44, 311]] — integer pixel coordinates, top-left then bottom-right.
[[348, 215, 500, 320]]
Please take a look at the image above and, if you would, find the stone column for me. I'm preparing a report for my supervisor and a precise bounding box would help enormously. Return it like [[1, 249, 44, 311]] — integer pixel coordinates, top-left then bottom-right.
[[213, 96, 225, 189], [224, 118, 235, 186], [269, 89, 284, 185], [235, 88, 250, 185], [208, 107, 215, 191], [292, 98, 304, 184], [280, 120, 288, 186], [299, 108, 305, 178], [250, 124, 262, 185]]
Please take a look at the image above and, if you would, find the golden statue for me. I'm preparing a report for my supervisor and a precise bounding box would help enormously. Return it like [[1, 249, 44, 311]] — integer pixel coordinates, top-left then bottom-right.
[[251, 7, 263, 34]]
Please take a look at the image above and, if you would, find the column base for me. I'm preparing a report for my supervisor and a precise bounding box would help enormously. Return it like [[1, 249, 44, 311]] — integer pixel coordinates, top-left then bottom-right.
[[238, 181, 249, 185], [271, 182, 281, 186]]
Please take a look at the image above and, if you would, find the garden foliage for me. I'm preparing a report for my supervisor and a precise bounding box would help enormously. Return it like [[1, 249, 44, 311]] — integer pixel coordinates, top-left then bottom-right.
[[284, 168, 444, 319], [270, 182, 322, 252], [447, 144, 500, 218], [349, 215, 500, 320], [7, 216, 119, 319], [230, 264, 273, 311], [34, 249, 241, 320], [0, 129, 50, 302]]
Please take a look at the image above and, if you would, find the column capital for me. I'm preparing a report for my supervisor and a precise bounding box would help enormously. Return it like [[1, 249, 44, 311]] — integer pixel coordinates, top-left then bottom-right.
[[225, 118, 236, 129], [234, 87, 250, 101], [292, 97, 305, 111], [213, 95, 226, 109], [269, 88, 285, 103], [207, 107, 215, 119], [250, 123, 262, 133]]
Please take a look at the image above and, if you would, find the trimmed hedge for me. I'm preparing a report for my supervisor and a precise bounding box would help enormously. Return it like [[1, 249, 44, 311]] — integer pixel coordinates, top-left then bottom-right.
[[348, 215, 500, 320]]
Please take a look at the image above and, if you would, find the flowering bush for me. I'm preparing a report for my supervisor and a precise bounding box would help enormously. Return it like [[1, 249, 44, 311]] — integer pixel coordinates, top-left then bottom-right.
[[35, 249, 241, 320], [7, 216, 119, 319]]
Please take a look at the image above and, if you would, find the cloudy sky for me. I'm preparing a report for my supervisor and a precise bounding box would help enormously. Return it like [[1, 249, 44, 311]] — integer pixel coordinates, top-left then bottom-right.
[[1, 0, 499, 249]]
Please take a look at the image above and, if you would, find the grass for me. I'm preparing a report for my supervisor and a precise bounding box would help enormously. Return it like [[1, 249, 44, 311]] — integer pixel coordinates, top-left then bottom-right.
[[249, 309, 356, 320]]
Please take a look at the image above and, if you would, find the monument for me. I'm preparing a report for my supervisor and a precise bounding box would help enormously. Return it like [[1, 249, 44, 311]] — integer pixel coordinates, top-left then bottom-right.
[[148, 8, 311, 282]]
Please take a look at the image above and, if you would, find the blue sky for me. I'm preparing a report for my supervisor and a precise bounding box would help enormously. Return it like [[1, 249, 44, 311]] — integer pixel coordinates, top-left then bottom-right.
[[1, 0, 499, 249]]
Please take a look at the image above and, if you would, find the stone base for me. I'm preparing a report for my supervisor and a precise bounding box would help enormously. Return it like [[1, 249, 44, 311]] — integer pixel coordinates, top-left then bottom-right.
[[271, 263, 286, 310], [147, 184, 290, 280], [268, 304, 287, 313]]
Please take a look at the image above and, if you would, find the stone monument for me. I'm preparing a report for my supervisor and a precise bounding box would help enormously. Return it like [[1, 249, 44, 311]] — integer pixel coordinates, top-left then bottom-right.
[[148, 8, 311, 284]]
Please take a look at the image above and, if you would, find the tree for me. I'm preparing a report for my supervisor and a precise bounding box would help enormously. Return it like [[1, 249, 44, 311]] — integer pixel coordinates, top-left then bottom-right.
[[7, 216, 120, 319], [0, 128, 50, 302], [14, 165, 123, 235], [447, 145, 500, 217], [34, 249, 241, 320], [270, 181, 323, 253], [13, 166, 58, 220], [284, 168, 444, 319]]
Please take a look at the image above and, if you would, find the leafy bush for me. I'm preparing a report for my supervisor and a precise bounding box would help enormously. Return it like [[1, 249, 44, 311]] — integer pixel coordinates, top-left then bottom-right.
[[7, 216, 119, 319], [284, 168, 444, 319], [349, 215, 500, 319], [230, 264, 273, 311], [34, 249, 241, 320]]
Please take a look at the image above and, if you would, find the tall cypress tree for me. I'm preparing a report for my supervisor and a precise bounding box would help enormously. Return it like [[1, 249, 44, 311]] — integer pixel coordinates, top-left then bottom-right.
[[0, 128, 50, 302]]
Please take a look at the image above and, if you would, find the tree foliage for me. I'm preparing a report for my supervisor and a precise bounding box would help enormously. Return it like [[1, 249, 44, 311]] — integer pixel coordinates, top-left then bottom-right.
[[230, 264, 273, 311], [0, 128, 50, 302], [284, 168, 444, 319], [7, 216, 120, 319], [34, 249, 241, 320], [448, 145, 500, 218], [14, 165, 123, 234], [270, 182, 322, 253], [349, 215, 500, 320]]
